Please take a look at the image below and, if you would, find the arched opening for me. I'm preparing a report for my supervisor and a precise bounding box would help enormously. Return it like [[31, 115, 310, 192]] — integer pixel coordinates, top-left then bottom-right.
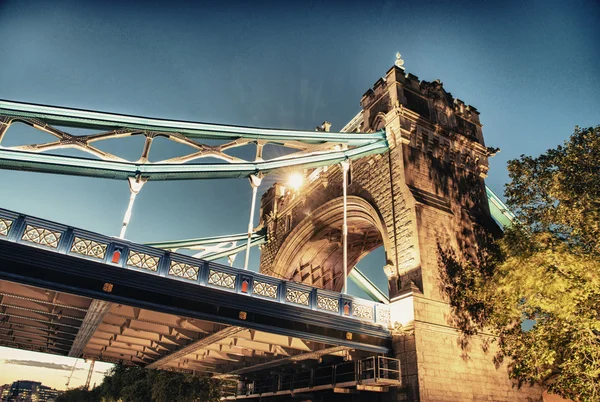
[[270, 196, 390, 294]]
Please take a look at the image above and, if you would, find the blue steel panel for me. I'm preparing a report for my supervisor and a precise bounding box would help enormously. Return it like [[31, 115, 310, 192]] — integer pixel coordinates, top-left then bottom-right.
[[0, 240, 391, 353], [0, 206, 389, 329]]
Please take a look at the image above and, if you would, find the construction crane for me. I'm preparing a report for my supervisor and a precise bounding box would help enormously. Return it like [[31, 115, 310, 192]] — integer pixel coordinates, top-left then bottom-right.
[[65, 359, 79, 389], [85, 360, 95, 390], [65, 358, 95, 390]]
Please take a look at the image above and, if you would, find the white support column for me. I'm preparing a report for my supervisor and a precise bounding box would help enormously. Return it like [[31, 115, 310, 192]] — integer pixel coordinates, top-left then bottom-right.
[[341, 160, 350, 294], [119, 176, 147, 239], [244, 174, 262, 270]]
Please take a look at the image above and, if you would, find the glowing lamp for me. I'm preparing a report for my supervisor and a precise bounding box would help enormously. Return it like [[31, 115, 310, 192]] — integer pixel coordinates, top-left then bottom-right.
[[288, 173, 304, 191]]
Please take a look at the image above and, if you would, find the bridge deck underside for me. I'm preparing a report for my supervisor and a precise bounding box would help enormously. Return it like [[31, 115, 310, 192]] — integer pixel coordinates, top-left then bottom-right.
[[0, 279, 350, 374]]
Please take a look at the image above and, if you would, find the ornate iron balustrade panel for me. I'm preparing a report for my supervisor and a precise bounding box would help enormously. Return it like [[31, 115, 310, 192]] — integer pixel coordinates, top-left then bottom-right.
[[0, 207, 388, 328]]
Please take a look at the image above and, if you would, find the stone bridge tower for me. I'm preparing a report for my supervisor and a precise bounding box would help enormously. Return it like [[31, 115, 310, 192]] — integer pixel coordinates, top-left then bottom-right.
[[258, 66, 541, 401]]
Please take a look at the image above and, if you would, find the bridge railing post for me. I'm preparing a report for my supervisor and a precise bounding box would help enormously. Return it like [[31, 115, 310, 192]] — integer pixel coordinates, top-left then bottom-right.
[[6, 214, 25, 242]]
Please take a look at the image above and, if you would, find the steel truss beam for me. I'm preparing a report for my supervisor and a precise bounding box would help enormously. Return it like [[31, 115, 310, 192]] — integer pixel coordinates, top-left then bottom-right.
[[146, 326, 244, 369], [0, 100, 383, 144], [223, 345, 352, 376], [0, 141, 388, 180], [0, 100, 388, 181], [69, 299, 111, 357]]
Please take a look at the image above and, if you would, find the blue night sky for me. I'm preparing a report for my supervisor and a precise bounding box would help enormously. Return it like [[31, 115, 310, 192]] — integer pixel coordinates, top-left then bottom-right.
[[0, 0, 598, 297]]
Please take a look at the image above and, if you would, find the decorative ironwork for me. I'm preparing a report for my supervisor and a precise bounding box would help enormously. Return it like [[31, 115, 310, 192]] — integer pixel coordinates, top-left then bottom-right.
[[376, 305, 391, 324], [70, 236, 107, 259], [126, 251, 160, 271], [286, 288, 310, 306], [352, 303, 374, 320], [168, 261, 199, 280], [317, 295, 339, 312], [103, 283, 114, 293], [0, 217, 12, 236], [207, 270, 236, 289], [21, 224, 61, 248], [252, 281, 278, 299]]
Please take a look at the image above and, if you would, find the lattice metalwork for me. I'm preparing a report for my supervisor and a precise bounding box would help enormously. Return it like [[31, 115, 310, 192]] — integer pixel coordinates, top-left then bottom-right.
[[0, 103, 386, 181], [70, 236, 107, 259], [286, 288, 310, 306], [317, 295, 339, 312], [126, 251, 160, 271], [377, 305, 391, 324], [352, 303, 374, 320], [207, 269, 236, 289], [21, 224, 61, 248], [252, 281, 278, 299], [0, 217, 12, 236], [169, 261, 199, 280]]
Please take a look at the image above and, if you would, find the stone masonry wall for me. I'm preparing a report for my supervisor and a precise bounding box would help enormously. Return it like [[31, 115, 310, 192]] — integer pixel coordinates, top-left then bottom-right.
[[259, 65, 543, 401]]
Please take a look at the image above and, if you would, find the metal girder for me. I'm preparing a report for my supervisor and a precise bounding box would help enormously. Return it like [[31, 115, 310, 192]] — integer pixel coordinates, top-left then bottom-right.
[[486, 185, 516, 229], [0, 99, 384, 144], [0, 140, 388, 180], [145, 232, 263, 250], [146, 326, 245, 369], [221, 345, 351, 376], [349, 267, 389, 304], [69, 299, 111, 357]]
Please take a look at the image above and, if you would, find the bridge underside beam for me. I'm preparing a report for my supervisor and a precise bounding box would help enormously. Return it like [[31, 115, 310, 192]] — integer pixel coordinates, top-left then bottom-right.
[[0, 281, 90, 356], [224, 345, 352, 376], [0, 278, 373, 376], [68, 299, 111, 357]]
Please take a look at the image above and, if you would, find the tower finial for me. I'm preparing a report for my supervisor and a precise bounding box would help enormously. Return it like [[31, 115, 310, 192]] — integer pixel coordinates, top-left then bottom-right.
[[395, 52, 405, 70]]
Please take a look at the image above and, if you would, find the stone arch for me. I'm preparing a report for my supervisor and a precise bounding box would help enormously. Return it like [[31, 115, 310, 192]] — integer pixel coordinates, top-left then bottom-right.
[[270, 195, 391, 292]]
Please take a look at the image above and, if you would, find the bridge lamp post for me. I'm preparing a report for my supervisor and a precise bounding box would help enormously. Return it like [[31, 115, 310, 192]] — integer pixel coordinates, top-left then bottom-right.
[[341, 159, 350, 295], [244, 174, 263, 270]]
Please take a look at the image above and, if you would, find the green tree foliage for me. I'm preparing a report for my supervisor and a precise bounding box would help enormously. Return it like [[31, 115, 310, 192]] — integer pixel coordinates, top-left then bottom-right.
[[439, 126, 600, 401], [55, 387, 101, 402], [56, 365, 224, 402]]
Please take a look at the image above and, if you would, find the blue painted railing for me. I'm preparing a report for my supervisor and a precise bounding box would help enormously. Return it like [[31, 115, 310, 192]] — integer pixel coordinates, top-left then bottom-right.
[[0, 208, 390, 328]]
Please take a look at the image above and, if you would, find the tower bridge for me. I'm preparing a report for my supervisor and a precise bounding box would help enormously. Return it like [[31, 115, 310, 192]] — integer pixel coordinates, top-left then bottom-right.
[[0, 62, 539, 401]]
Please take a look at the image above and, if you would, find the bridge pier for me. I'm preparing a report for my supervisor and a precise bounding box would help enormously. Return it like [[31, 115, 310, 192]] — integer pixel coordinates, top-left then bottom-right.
[[259, 66, 543, 401]]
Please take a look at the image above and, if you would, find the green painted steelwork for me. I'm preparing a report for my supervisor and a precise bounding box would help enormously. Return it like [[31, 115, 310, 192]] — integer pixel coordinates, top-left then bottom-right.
[[0, 100, 517, 302], [486, 186, 515, 229], [349, 267, 389, 304], [203, 236, 267, 261], [145, 232, 263, 249], [0, 100, 385, 145], [0, 140, 388, 180]]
